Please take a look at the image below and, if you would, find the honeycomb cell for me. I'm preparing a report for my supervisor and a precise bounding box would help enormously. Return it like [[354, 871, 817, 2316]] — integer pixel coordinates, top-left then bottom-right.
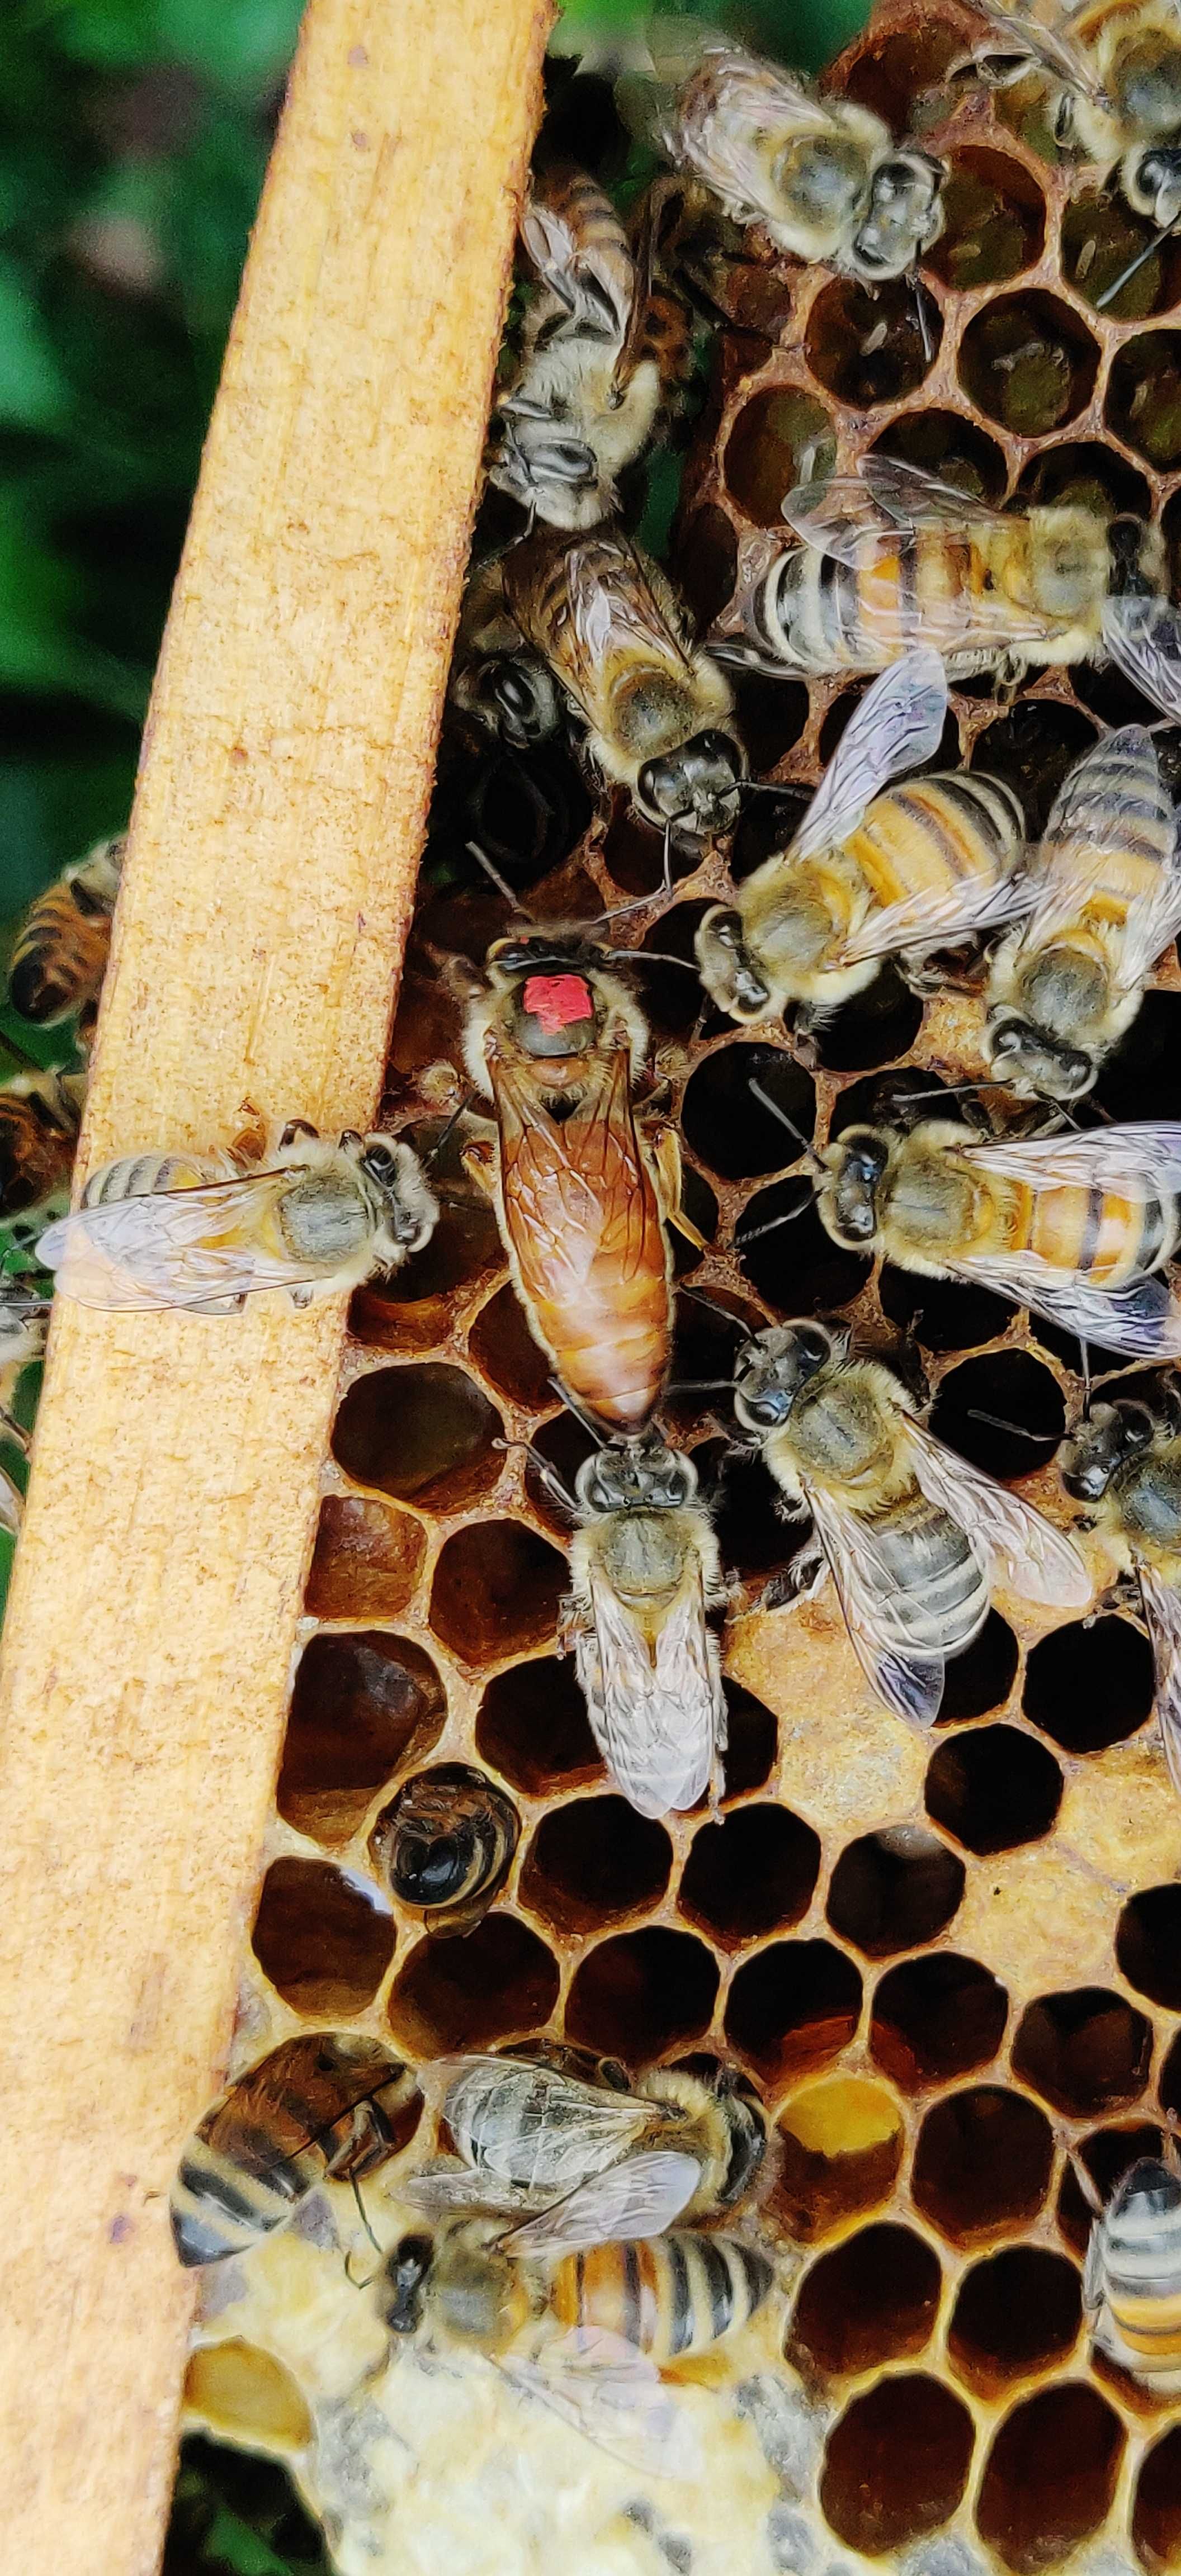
[[1012, 1987, 1152, 2118], [522, 1410, 594, 1536], [807, 962, 924, 1078], [826, 1826, 965, 1958], [937, 1613, 1020, 1726], [278, 1631, 446, 1843], [475, 1655, 603, 1797], [681, 1044, 815, 1181], [736, 1178, 872, 1315], [870, 1953, 1008, 2092], [806, 276, 941, 410], [717, 1678, 778, 1798], [1073, 655, 1165, 731], [723, 388, 835, 528], [696, 1439, 801, 1584], [518, 1796, 671, 1936], [672, 1170, 721, 1281], [638, 904, 719, 1036], [1107, 331, 1181, 468], [958, 291, 1098, 435], [842, 21, 965, 130], [456, 740, 594, 896], [565, 1927, 719, 2063], [870, 408, 1007, 504], [664, 1285, 755, 1426], [1063, 188, 1181, 321], [1056, 2121, 1165, 2258], [1117, 1887, 1181, 2013], [1023, 1616, 1155, 1755], [368, 1763, 518, 1930], [879, 1263, 1013, 1358], [773, 2076, 904, 2242], [304, 1497, 426, 1623], [386, 1914, 559, 2055], [467, 1283, 551, 1412], [912, 2087, 1054, 2246], [333, 1363, 503, 1513], [928, 1350, 1065, 1484], [975, 2384, 1125, 2575], [791, 2224, 942, 2378], [1133, 2426, 1181, 2573], [251, 1859, 395, 2015], [674, 503, 738, 629], [429, 1522, 565, 1665], [679, 1803, 820, 1949], [948, 2248, 1082, 2398], [725, 1939, 862, 2087], [1017, 435, 1152, 523], [600, 804, 699, 899], [926, 149, 1045, 290], [733, 672, 809, 780], [925, 1726, 1062, 1857], [970, 700, 1098, 839], [820, 2375, 974, 2558], [1094, 989, 1181, 1125], [729, 783, 810, 891], [182, 2345, 313, 2452]]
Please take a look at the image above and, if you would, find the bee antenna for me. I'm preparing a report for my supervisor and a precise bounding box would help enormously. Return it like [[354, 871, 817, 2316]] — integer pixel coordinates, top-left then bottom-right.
[[748, 1076, 823, 1173], [909, 271, 934, 367], [676, 1282, 750, 1334], [664, 1377, 735, 1394], [966, 1408, 1058, 1443], [466, 841, 536, 916], [492, 1435, 578, 1513], [548, 1380, 607, 1445], [1096, 211, 1181, 311], [604, 949, 701, 970], [420, 1093, 475, 1169], [734, 1197, 812, 1248]]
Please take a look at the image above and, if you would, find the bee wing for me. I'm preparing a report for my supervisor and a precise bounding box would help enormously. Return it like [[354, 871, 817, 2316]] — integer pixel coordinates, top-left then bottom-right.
[[500, 2326, 703, 2482], [783, 456, 1008, 556], [1017, 727, 1180, 978], [1103, 598, 1181, 726], [440, 2054, 660, 2190], [902, 1415, 1091, 1609], [790, 651, 948, 867], [1136, 1565, 1181, 1798], [1082, 2213, 1106, 2315], [801, 1479, 947, 1726], [966, 1120, 1181, 1200], [837, 853, 1033, 967], [521, 183, 634, 343], [500, 2151, 702, 2255], [580, 1556, 722, 1816], [403, 2163, 536, 2218], [37, 1170, 323, 1311], [565, 531, 693, 681], [963, 0, 1108, 99], [941, 1252, 1181, 1362]]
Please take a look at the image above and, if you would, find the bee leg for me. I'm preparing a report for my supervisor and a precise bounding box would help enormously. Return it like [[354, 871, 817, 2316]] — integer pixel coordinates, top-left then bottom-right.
[[991, 653, 1025, 706], [290, 1286, 315, 1310], [787, 1006, 820, 1072], [277, 1116, 320, 1153], [648, 1121, 707, 1247], [1085, 1571, 1143, 1626], [460, 1139, 498, 1199], [230, 1102, 270, 1163], [763, 1534, 826, 1612]]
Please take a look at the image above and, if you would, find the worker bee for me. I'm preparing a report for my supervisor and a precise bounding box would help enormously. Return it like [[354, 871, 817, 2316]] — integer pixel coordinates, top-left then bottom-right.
[[650, 27, 944, 281], [450, 555, 564, 749], [818, 1111, 1181, 1363], [461, 935, 697, 1432], [489, 167, 691, 531], [1074, 2133, 1181, 2390], [502, 525, 744, 842], [37, 1121, 437, 1314], [8, 833, 125, 1027], [964, 0, 1181, 245], [0, 1277, 49, 1535], [368, 1764, 519, 1936], [0, 1071, 86, 1220], [696, 648, 1028, 1031], [1062, 1385, 1181, 1791], [170, 2033, 421, 2267], [732, 1320, 1089, 1722], [985, 724, 1181, 1102], [720, 454, 1162, 685]]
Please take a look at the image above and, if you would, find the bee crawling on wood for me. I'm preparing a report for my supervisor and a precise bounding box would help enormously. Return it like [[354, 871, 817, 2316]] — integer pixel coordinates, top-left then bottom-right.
[[0, 1069, 86, 1223], [0, 1277, 50, 1536]]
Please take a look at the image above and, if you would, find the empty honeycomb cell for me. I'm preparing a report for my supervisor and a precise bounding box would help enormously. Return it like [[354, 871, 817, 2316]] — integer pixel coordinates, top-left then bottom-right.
[[678, 1803, 820, 1949], [1062, 190, 1181, 321], [791, 2223, 942, 2379], [1073, 654, 1165, 731], [970, 700, 1098, 838], [1022, 1616, 1155, 1756], [467, 1283, 551, 1412], [773, 2076, 904, 2242], [732, 672, 810, 780], [879, 1263, 1014, 1357], [1107, 332, 1181, 468], [386, 1913, 559, 2056], [1117, 1886, 1181, 2013], [600, 804, 700, 899], [251, 1859, 395, 2015], [1056, 2122, 1165, 2259], [1013, 1986, 1152, 2118], [475, 1655, 603, 1798], [826, 1826, 965, 1958], [278, 1631, 446, 1844], [807, 962, 925, 1078], [722, 388, 836, 528], [1094, 990, 1181, 1124], [429, 1522, 566, 1666], [701, 1439, 806, 1583], [680, 1044, 815, 1182], [948, 2248, 1082, 2399], [457, 740, 595, 894], [522, 1410, 594, 1537], [937, 1612, 1021, 1726], [805, 276, 941, 410], [975, 2384, 1125, 2575], [736, 1178, 872, 1314], [674, 504, 738, 631], [304, 1497, 427, 1623], [639, 905, 719, 1036], [717, 1678, 778, 1798], [958, 291, 1098, 435], [924, 1726, 1062, 1857], [1133, 2426, 1181, 2573], [724, 1939, 862, 2088], [820, 2374, 975, 2558], [518, 1796, 672, 1936], [332, 1363, 503, 1513], [870, 1953, 1008, 2092], [925, 149, 1045, 291], [729, 783, 811, 892], [841, 20, 968, 129], [666, 1284, 760, 1422], [1017, 436, 1152, 522], [870, 409, 1008, 504], [912, 2087, 1054, 2246], [565, 1927, 719, 2063], [929, 1350, 1065, 1484]]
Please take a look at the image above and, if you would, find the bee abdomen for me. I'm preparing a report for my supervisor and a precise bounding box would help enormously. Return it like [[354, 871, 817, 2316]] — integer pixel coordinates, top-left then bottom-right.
[[872, 1498, 989, 1656], [369, 1763, 519, 1935], [81, 1153, 218, 1207], [552, 2232, 772, 2360], [9, 837, 123, 1025], [853, 773, 1023, 915], [1105, 2200, 1181, 2363]]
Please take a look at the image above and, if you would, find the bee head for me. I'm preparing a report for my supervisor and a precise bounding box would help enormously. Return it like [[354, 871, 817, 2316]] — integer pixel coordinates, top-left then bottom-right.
[[485, 935, 603, 1058], [636, 731, 744, 840], [382, 2233, 434, 2334], [851, 151, 944, 278], [1116, 35, 1181, 141], [358, 1137, 440, 1253], [1107, 511, 1165, 600], [1110, 2156, 1181, 2223], [985, 1012, 1095, 1102], [1061, 1398, 1154, 1503], [575, 1434, 697, 1517], [733, 1321, 837, 1429], [822, 1126, 890, 1247], [474, 652, 560, 750], [694, 905, 774, 1020]]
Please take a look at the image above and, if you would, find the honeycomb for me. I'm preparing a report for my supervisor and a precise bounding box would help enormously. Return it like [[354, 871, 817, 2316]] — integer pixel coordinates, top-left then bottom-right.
[[185, 7, 1181, 2568]]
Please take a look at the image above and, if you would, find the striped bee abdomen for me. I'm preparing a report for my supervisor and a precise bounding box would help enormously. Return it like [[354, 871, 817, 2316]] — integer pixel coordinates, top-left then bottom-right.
[[851, 773, 1024, 916], [551, 2231, 773, 2360], [1093, 2161, 1181, 2379], [169, 2034, 418, 2267], [868, 1493, 990, 1659], [1004, 1175, 1177, 1287], [8, 837, 123, 1026], [81, 1152, 227, 1208]]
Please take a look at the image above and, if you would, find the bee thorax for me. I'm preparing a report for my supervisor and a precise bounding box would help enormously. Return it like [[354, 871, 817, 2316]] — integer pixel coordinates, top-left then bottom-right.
[[278, 1172, 370, 1265]]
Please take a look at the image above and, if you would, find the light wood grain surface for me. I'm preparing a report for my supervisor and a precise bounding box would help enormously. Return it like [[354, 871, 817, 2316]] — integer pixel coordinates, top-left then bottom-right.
[[0, 2, 550, 2566]]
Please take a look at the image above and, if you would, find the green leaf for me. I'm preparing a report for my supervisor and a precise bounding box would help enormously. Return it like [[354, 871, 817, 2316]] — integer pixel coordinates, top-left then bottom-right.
[[154, 0, 304, 92], [0, 257, 70, 429]]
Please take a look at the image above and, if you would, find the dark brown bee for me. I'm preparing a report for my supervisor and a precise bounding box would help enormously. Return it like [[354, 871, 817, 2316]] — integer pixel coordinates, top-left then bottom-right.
[[0, 1072, 85, 1219], [169, 2033, 421, 2267], [368, 1764, 519, 1936], [9, 834, 124, 1025]]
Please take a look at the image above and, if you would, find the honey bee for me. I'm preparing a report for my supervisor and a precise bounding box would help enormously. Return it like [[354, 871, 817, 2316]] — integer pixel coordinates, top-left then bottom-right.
[[502, 525, 744, 842], [818, 1111, 1181, 1362], [368, 1764, 519, 1936], [450, 555, 564, 749], [490, 167, 691, 531], [0, 1278, 48, 1536], [461, 935, 697, 1432], [985, 724, 1181, 1101], [720, 454, 1161, 686], [8, 833, 125, 1026], [696, 648, 1028, 1030], [650, 27, 944, 280], [170, 2033, 421, 2267], [0, 1071, 85, 1219], [965, 0, 1181, 242], [37, 1121, 437, 1314], [1062, 1386, 1181, 1790], [1074, 2134, 1181, 2390], [732, 1320, 1089, 1721]]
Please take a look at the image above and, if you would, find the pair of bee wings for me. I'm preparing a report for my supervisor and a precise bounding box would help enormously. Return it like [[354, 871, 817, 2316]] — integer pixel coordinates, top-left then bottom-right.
[[500, 2322, 703, 2482], [577, 1549, 724, 1817], [519, 184, 656, 395], [962, 0, 1112, 106], [412, 2147, 703, 2256], [413, 2055, 701, 2247], [1013, 724, 1181, 993], [491, 1037, 668, 1285], [37, 1166, 323, 1312], [946, 1121, 1181, 1358], [805, 1411, 1089, 1724], [544, 532, 698, 707]]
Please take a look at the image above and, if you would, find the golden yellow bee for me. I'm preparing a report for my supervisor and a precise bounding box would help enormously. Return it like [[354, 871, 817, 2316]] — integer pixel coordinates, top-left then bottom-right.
[[0, 1071, 86, 1220], [1074, 2136, 1181, 2390], [696, 648, 1028, 1030], [170, 2034, 420, 2267], [966, 0, 1181, 253], [369, 1764, 519, 1936], [1062, 1386, 1181, 1791], [8, 833, 124, 1026]]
